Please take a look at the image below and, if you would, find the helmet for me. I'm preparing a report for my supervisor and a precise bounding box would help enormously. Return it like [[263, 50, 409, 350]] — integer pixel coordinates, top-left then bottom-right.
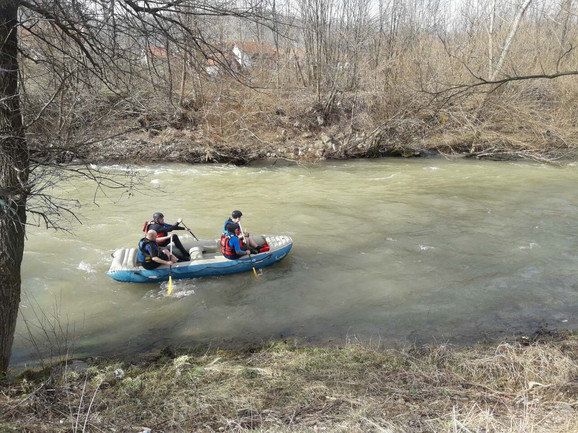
[[232, 210, 243, 219], [226, 223, 240, 234], [153, 212, 164, 222]]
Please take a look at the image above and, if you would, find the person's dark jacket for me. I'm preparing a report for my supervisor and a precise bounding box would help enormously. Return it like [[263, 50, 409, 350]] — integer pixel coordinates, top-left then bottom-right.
[[149, 222, 184, 245]]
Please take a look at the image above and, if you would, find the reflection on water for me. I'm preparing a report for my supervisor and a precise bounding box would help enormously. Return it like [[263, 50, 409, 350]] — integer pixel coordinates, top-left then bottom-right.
[[13, 159, 578, 366]]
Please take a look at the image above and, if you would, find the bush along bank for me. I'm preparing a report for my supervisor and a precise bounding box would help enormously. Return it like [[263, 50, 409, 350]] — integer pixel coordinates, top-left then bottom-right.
[[28, 90, 578, 166], [74, 126, 572, 166]]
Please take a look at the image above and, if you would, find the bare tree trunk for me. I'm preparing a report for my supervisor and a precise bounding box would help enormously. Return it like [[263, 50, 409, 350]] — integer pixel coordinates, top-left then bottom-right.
[[165, 38, 174, 107], [487, 0, 496, 77], [271, 0, 280, 89], [490, 0, 533, 80], [293, 48, 306, 86], [179, 49, 188, 107], [557, 0, 574, 69], [0, 0, 29, 377], [559, 0, 573, 49]]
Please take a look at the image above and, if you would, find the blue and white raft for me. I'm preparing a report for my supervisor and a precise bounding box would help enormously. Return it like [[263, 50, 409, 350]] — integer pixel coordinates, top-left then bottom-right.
[[107, 235, 293, 283]]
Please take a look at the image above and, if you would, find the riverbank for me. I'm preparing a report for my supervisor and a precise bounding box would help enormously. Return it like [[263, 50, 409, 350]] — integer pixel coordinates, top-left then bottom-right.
[[78, 118, 578, 166], [1, 332, 576, 432], [29, 88, 578, 166]]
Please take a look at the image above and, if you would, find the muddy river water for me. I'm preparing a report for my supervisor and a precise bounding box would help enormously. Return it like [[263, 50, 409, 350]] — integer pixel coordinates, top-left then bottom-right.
[[12, 159, 578, 366]]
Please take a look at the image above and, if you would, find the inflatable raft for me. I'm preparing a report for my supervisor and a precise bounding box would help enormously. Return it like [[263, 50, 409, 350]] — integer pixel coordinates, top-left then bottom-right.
[[107, 235, 293, 283]]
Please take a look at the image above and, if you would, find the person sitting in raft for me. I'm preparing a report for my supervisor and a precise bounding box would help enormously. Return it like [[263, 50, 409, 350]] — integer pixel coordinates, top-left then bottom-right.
[[145, 212, 190, 260], [222, 210, 259, 253], [221, 223, 254, 260], [137, 230, 179, 270]]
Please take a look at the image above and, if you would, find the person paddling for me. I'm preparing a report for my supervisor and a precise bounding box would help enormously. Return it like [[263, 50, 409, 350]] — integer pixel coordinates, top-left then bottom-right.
[[222, 210, 259, 253], [137, 230, 179, 269], [220, 223, 254, 260], [144, 212, 190, 260]]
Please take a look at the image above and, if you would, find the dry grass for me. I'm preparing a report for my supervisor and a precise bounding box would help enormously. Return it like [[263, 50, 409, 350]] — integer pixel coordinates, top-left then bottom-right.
[[74, 74, 578, 165], [1, 334, 577, 432]]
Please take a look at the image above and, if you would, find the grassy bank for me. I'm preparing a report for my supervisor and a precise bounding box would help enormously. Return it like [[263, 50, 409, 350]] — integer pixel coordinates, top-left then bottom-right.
[[1, 333, 577, 432]]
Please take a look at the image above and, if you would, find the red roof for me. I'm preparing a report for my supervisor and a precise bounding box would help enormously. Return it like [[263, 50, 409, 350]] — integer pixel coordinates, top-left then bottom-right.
[[233, 41, 277, 56], [148, 46, 169, 58]]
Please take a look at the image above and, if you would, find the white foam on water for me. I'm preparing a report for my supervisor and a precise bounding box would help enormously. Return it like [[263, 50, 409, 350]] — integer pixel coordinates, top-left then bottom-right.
[[78, 261, 96, 273], [173, 288, 196, 298], [369, 172, 400, 180], [519, 242, 538, 250]]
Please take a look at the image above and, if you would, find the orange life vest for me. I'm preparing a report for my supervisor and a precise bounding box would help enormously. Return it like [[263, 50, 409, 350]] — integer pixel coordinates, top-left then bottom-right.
[[220, 233, 245, 258]]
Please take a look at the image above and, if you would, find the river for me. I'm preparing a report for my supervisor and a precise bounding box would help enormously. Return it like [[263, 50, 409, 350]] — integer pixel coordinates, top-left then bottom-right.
[[12, 158, 578, 366]]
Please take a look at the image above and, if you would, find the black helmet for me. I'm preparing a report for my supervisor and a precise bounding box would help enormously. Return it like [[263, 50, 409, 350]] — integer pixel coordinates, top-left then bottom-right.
[[232, 210, 243, 219], [226, 223, 240, 234], [153, 212, 164, 222]]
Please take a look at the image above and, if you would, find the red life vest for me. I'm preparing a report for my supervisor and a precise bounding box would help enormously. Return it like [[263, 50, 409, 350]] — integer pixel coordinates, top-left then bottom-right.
[[220, 233, 245, 258], [142, 220, 168, 244]]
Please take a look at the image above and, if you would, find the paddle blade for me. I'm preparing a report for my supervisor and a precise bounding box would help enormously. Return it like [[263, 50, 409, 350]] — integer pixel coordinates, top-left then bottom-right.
[[252, 267, 259, 279], [168, 276, 173, 295]]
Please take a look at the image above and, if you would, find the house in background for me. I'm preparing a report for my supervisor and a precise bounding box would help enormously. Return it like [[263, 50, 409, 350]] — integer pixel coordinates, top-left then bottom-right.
[[205, 58, 220, 77], [231, 41, 277, 67], [204, 41, 276, 76], [141, 45, 174, 67], [205, 56, 241, 77], [141, 41, 302, 77]]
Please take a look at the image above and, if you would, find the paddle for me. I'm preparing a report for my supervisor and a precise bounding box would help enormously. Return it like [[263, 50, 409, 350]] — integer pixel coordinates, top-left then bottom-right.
[[181, 221, 198, 241], [167, 235, 174, 295], [238, 221, 258, 279]]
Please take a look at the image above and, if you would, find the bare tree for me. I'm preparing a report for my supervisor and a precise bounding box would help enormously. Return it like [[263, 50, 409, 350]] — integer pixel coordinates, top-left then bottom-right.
[[490, 0, 533, 80], [557, 0, 574, 70], [487, 0, 496, 77], [0, 0, 28, 377], [0, 0, 275, 377]]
